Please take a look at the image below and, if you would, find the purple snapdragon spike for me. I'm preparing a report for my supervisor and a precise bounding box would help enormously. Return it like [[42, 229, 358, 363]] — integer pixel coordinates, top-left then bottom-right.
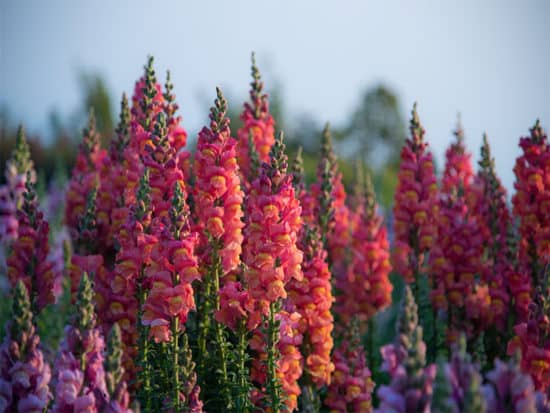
[[0, 281, 52, 412], [376, 286, 436, 413], [52, 273, 109, 412], [5, 126, 36, 210], [483, 356, 537, 413]]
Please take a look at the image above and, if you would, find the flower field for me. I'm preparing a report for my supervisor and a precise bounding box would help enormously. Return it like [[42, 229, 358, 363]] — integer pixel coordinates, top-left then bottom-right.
[[0, 55, 549, 412]]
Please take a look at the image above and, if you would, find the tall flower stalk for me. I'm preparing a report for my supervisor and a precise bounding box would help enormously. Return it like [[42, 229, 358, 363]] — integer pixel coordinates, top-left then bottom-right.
[[194, 87, 245, 409]]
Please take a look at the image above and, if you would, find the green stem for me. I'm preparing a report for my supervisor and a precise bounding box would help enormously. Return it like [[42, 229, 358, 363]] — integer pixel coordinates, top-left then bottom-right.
[[172, 317, 180, 411], [137, 266, 152, 410], [213, 262, 232, 409], [266, 301, 282, 413], [236, 320, 251, 413], [197, 274, 212, 376]]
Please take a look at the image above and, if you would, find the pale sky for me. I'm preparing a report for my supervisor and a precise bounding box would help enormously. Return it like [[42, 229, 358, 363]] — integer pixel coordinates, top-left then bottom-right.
[[1, 0, 549, 190]]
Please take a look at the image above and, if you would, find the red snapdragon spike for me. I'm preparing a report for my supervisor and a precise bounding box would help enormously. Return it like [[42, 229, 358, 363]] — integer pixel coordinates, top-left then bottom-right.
[[236, 53, 276, 187], [243, 131, 303, 319], [336, 173, 393, 325], [441, 117, 474, 198], [392, 104, 438, 281], [513, 120, 550, 287], [325, 321, 374, 412], [286, 225, 335, 388], [194, 87, 244, 275], [468, 135, 517, 328], [507, 273, 550, 391], [65, 110, 107, 241], [7, 175, 55, 314]]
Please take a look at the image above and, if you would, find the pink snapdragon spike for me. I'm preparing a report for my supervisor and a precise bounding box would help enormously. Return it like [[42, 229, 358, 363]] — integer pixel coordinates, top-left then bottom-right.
[[482, 357, 537, 413], [7, 175, 55, 314], [286, 224, 335, 388], [325, 320, 374, 412], [468, 135, 520, 327], [513, 120, 550, 285], [236, 53, 276, 186], [392, 104, 438, 282], [194, 87, 244, 275], [312, 124, 352, 279], [96, 93, 132, 250], [429, 123, 491, 342], [376, 286, 436, 413], [140, 116, 199, 343], [65, 110, 107, 242], [53, 273, 109, 413], [108, 170, 156, 382], [250, 310, 304, 412], [337, 172, 392, 324], [243, 131, 303, 318], [0, 184, 17, 245], [286, 151, 335, 388], [0, 281, 52, 413]]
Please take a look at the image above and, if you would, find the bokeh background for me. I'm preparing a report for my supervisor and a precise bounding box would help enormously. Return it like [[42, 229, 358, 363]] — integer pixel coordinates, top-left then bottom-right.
[[1, 0, 550, 205]]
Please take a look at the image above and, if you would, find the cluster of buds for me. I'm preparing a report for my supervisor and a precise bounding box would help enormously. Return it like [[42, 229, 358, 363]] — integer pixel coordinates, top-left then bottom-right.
[[392, 104, 438, 281], [236, 53, 276, 185], [52, 273, 111, 412], [513, 120, 550, 283], [337, 172, 392, 324], [194, 87, 244, 274], [376, 286, 436, 412], [0, 281, 52, 412], [7, 176, 55, 313], [325, 320, 374, 412]]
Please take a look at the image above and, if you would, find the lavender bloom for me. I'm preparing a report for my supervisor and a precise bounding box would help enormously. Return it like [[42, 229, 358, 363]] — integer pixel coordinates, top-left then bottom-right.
[[483, 358, 537, 413], [376, 286, 436, 413], [0, 281, 52, 412], [52, 273, 109, 412]]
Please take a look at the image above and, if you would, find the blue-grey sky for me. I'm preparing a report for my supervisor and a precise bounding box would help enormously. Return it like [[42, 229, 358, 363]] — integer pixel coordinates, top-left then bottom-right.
[[1, 0, 549, 190]]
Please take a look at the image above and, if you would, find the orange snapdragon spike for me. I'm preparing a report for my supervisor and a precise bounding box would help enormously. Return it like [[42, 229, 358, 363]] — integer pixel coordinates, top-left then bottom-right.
[[336, 174, 392, 325], [194, 87, 244, 276], [236, 54, 276, 187]]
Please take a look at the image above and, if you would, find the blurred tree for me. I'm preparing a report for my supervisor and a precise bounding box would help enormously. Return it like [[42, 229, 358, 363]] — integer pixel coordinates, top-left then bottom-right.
[[78, 72, 114, 142], [344, 84, 406, 168]]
